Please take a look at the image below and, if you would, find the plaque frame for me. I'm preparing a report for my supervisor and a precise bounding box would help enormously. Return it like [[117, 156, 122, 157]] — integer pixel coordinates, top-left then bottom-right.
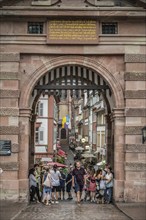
[[47, 18, 99, 45]]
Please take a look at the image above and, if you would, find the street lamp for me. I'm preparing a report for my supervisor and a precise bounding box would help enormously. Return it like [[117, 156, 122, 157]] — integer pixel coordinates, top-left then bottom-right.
[[142, 126, 146, 144], [81, 138, 86, 150]]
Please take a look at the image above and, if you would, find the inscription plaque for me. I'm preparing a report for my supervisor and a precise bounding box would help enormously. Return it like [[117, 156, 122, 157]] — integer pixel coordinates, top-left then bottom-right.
[[47, 20, 98, 44]]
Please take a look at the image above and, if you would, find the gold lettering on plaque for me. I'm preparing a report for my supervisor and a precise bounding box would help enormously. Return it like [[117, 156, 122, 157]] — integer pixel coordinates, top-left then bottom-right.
[[48, 20, 97, 41]]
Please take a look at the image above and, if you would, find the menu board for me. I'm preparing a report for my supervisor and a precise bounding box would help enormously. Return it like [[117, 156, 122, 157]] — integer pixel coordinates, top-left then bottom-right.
[[0, 140, 11, 156]]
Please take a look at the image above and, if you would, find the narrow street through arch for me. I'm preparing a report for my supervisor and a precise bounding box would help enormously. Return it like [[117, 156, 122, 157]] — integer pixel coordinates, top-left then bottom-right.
[[12, 142, 131, 220]]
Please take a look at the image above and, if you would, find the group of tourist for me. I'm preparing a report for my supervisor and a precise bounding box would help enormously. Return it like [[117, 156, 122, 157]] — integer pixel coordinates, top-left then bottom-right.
[[29, 161, 114, 206]]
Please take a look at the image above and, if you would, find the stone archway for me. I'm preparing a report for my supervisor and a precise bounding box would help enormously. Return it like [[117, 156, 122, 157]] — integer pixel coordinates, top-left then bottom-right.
[[19, 56, 125, 202], [19, 56, 124, 109]]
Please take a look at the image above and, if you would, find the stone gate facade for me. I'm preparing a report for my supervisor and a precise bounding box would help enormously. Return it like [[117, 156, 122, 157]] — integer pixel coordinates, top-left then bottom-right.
[[0, 0, 146, 202]]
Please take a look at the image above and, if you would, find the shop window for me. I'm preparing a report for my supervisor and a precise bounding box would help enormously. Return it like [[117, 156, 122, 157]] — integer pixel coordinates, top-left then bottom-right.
[[28, 22, 43, 34], [102, 22, 118, 34]]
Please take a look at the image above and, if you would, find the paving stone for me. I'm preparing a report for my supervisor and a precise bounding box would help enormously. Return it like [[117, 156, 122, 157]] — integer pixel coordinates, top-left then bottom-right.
[[14, 201, 130, 220]]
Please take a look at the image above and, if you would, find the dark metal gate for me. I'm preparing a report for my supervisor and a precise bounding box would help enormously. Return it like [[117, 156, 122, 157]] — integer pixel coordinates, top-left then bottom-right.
[[32, 65, 110, 99]]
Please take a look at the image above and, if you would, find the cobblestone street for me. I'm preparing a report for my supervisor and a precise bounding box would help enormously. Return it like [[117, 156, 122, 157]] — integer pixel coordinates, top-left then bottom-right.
[[13, 201, 130, 220]]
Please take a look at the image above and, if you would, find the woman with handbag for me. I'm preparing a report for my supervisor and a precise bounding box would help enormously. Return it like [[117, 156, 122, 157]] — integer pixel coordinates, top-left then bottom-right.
[[104, 167, 114, 204], [42, 168, 52, 205], [95, 169, 105, 204]]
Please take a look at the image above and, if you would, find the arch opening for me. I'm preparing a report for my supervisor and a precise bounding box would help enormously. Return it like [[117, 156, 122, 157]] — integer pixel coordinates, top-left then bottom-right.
[[19, 56, 125, 203]]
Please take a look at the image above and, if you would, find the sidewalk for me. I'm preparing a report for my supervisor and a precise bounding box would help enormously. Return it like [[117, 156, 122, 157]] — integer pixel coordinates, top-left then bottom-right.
[[0, 200, 28, 220], [116, 202, 146, 220], [0, 200, 146, 220]]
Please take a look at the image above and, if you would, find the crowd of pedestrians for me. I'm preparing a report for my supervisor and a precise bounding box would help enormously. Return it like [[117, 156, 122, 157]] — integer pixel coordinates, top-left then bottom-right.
[[28, 161, 114, 206]]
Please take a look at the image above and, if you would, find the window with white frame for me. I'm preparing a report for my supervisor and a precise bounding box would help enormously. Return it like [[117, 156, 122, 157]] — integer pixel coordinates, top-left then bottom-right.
[[35, 127, 39, 144], [39, 102, 43, 116], [39, 130, 44, 142]]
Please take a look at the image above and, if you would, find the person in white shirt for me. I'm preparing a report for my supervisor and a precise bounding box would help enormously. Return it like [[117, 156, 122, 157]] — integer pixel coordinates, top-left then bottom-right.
[[104, 167, 114, 204], [50, 164, 61, 204]]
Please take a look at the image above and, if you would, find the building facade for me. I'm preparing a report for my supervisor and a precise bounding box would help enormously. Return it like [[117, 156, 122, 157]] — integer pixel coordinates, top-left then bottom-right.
[[0, 0, 146, 202], [34, 94, 58, 163]]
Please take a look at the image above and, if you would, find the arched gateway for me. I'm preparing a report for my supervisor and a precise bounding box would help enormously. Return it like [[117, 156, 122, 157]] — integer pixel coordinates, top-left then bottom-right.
[[19, 56, 125, 202], [0, 0, 145, 207]]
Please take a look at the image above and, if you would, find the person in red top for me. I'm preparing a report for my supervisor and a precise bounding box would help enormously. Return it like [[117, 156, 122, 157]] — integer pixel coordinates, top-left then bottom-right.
[[72, 161, 86, 205], [87, 169, 96, 202]]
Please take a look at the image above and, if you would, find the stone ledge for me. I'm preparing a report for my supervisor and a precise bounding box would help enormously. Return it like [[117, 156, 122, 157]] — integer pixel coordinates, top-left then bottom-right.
[[125, 126, 143, 135], [0, 126, 19, 135], [125, 90, 146, 99], [0, 162, 19, 171], [125, 72, 146, 81], [0, 90, 20, 98], [0, 72, 19, 80], [125, 108, 146, 117], [125, 162, 146, 171], [125, 144, 146, 153], [125, 54, 146, 63], [0, 108, 19, 116]]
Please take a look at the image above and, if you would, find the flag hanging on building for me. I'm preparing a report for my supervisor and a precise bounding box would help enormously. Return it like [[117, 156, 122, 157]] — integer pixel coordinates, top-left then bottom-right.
[[62, 116, 66, 128], [62, 115, 70, 128]]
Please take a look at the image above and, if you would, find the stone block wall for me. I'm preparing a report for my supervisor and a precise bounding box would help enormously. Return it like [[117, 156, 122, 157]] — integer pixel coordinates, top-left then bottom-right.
[[124, 54, 146, 202], [0, 52, 20, 200], [0, 52, 146, 202]]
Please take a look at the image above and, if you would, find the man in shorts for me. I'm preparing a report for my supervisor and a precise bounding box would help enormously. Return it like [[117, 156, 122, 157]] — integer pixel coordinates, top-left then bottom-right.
[[72, 161, 86, 205], [50, 164, 61, 204]]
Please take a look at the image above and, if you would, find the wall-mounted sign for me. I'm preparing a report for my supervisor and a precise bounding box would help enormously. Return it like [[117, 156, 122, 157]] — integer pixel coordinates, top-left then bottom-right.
[[0, 140, 11, 156], [47, 19, 99, 44]]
